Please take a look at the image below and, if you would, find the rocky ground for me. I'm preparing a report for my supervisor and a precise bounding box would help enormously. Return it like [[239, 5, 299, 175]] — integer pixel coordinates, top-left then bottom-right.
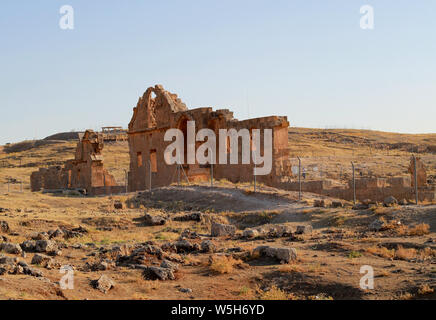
[[0, 184, 435, 300]]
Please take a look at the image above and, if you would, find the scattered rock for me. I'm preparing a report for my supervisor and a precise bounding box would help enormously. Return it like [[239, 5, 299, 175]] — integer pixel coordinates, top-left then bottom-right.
[[161, 259, 179, 271], [201, 240, 216, 253], [0, 221, 10, 233], [369, 218, 387, 232], [92, 275, 115, 294], [179, 229, 200, 240], [173, 212, 202, 222], [295, 225, 313, 235], [330, 201, 344, 208], [31, 253, 54, 268], [253, 246, 297, 264], [383, 196, 398, 207], [313, 199, 325, 208], [20, 240, 37, 252], [174, 240, 200, 253], [143, 213, 167, 226], [114, 200, 124, 210], [0, 242, 23, 255], [242, 229, 259, 239], [142, 266, 175, 281], [179, 288, 193, 293], [48, 229, 64, 239], [35, 240, 58, 253], [0, 255, 18, 266], [352, 203, 369, 210], [31, 232, 50, 241], [211, 222, 236, 237], [398, 199, 408, 206]]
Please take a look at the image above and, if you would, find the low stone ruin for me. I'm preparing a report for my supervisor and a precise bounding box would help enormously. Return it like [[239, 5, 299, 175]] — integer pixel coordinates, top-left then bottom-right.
[[30, 130, 124, 196]]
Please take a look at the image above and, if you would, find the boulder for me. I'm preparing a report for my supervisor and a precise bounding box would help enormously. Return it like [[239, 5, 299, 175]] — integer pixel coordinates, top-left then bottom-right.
[[144, 213, 167, 226], [0, 221, 10, 233], [383, 196, 398, 207], [0, 242, 23, 255], [173, 212, 203, 222], [253, 246, 297, 264], [242, 229, 259, 239], [114, 200, 124, 210], [48, 229, 64, 239], [369, 218, 387, 232], [142, 266, 175, 281], [92, 275, 115, 294], [295, 225, 313, 235], [201, 240, 216, 253], [174, 240, 200, 253], [211, 222, 236, 237], [35, 240, 58, 253], [31, 253, 54, 268], [331, 201, 344, 208], [31, 232, 50, 241], [20, 240, 37, 252], [0, 255, 18, 266], [160, 259, 179, 271], [313, 199, 325, 208]]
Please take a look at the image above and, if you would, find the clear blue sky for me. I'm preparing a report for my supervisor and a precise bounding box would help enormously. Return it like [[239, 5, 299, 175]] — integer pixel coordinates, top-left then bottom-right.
[[1, 1, 435, 145]]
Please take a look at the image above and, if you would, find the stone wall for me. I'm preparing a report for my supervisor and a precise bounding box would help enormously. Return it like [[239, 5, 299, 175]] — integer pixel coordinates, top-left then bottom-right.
[[30, 130, 120, 195], [127, 85, 290, 191]]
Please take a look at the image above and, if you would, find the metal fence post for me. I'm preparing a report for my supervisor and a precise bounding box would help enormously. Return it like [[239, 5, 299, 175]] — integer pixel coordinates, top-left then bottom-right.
[[210, 163, 214, 187], [351, 162, 356, 205], [297, 157, 301, 201], [124, 169, 128, 193], [148, 160, 152, 191], [413, 155, 419, 205]]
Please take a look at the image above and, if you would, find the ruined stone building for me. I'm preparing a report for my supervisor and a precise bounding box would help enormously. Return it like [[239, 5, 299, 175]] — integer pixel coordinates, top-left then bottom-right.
[[31, 130, 123, 195], [127, 85, 290, 192]]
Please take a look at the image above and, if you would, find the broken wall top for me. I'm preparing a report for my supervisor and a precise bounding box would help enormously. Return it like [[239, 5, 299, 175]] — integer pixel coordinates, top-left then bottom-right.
[[128, 85, 289, 133]]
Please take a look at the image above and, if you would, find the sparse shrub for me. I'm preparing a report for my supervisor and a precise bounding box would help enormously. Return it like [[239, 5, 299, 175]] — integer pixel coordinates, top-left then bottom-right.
[[366, 246, 395, 259], [307, 293, 333, 300], [348, 251, 362, 259], [395, 245, 417, 261], [260, 285, 289, 300], [408, 223, 430, 236], [418, 284, 434, 295], [209, 256, 242, 274]]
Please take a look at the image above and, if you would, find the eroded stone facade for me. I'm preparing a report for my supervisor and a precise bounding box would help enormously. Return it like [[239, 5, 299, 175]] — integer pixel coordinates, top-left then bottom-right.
[[31, 130, 122, 195], [127, 85, 290, 191]]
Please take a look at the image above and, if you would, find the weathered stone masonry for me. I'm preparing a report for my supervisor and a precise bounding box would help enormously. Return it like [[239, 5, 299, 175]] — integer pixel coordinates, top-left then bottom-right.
[[127, 85, 290, 192], [31, 130, 123, 195]]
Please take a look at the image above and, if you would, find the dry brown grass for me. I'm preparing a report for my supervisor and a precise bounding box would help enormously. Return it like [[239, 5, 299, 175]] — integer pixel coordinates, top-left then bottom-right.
[[395, 223, 430, 237], [259, 285, 290, 300], [278, 264, 304, 273], [395, 246, 417, 261], [418, 284, 434, 295], [408, 223, 430, 236], [366, 246, 395, 259], [209, 256, 243, 274]]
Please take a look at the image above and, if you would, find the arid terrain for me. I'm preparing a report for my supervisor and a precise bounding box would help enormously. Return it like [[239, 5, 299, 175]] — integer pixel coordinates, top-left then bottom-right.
[[0, 128, 435, 300]]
